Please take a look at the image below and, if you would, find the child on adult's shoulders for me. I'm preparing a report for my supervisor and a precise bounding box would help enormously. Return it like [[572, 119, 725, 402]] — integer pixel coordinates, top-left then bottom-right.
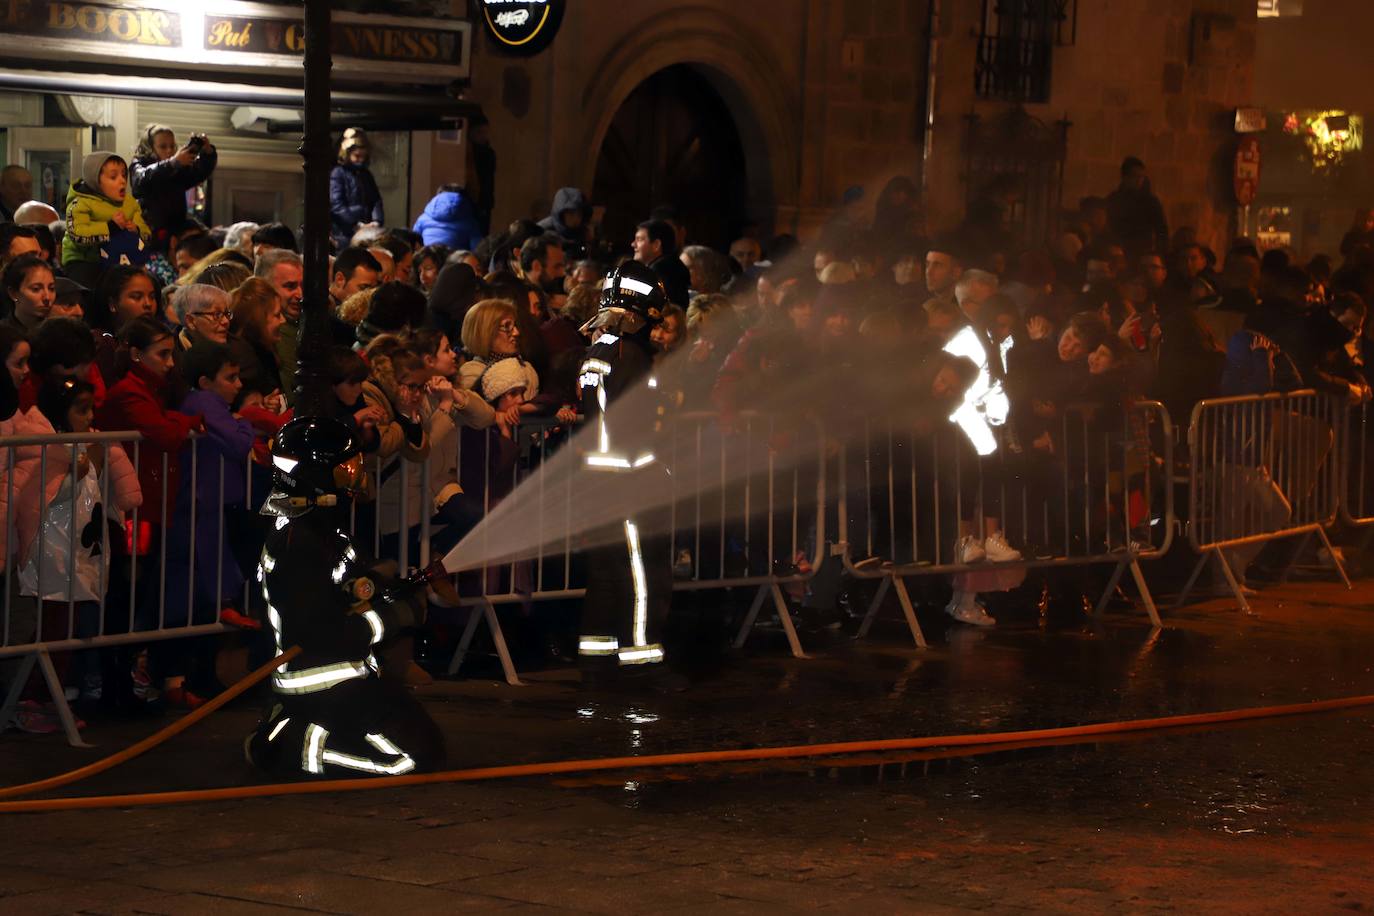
[[61, 152, 152, 285]]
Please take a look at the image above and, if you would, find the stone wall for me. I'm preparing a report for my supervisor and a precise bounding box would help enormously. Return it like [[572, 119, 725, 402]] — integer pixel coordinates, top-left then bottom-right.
[[791, 0, 929, 238], [927, 0, 1256, 250], [463, 0, 1255, 251], [464, 0, 931, 242], [466, 0, 809, 237]]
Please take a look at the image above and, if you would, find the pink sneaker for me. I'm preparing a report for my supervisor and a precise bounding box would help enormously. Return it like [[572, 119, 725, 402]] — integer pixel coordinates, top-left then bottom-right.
[[13, 700, 60, 734]]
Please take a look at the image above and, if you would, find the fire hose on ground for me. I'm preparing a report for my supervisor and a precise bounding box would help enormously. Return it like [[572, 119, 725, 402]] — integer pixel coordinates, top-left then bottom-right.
[[1, 647, 1372, 814]]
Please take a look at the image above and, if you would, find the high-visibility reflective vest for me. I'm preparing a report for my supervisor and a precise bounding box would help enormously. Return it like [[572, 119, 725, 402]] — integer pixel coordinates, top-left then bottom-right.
[[943, 324, 1013, 457]]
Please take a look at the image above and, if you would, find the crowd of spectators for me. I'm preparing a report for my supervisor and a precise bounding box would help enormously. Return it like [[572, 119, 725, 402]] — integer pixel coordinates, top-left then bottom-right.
[[1, 133, 1370, 727]]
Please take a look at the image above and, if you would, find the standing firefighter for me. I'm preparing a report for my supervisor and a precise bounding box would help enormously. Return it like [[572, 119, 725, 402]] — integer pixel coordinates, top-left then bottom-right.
[[245, 416, 445, 777], [576, 261, 677, 684]]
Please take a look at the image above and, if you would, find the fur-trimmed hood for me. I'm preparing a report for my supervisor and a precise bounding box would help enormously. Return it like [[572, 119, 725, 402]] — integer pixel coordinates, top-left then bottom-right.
[[361, 349, 403, 410]]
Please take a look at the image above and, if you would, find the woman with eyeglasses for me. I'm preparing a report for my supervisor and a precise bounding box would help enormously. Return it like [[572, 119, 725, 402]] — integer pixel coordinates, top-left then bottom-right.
[[171, 283, 233, 355], [456, 298, 543, 429], [355, 334, 435, 687], [353, 333, 433, 550]]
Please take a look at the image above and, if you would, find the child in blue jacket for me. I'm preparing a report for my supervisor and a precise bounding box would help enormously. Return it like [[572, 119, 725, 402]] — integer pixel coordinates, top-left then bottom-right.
[[151, 341, 257, 705]]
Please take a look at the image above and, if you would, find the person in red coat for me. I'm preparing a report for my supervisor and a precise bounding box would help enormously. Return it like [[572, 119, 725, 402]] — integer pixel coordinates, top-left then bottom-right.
[[96, 318, 203, 534]]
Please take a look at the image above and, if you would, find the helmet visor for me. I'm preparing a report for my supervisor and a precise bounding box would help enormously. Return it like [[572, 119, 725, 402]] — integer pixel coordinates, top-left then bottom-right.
[[579, 307, 646, 338]]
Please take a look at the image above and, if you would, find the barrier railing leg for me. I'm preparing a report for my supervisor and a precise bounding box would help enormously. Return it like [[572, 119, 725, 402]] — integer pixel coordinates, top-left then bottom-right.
[[890, 575, 927, 650], [446, 606, 483, 677], [483, 599, 523, 686], [445, 599, 522, 685], [732, 584, 770, 650], [1212, 549, 1251, 614], [1096, 556, 1163, 629], [1174, 552, 1209, 608], [1128, 558, 1163, 628], [1315, 526, 1353, 590], [0, 653, 34, 733], [855, 575, 892, 640], [770, 582, 808, 659], [1276, 530, 1312, 586], [1093, 560, 1129, 616], [37, 649, 93, 748]]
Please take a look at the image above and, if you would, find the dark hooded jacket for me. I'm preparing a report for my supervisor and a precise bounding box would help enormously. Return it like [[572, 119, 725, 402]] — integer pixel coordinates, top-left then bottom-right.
[[131, 148, 217, 253], [1105, 178, 1169, 259], [329, 161, 384, 248], [537, 187, 590, 244], [413, 187, 484, 250]]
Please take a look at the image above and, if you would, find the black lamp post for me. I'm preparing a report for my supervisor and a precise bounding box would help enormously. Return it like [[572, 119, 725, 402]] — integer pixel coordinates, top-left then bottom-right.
[[294, 0, 334, 418]]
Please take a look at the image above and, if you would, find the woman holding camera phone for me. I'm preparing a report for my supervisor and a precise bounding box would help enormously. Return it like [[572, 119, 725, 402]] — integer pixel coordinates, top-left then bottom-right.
[[130, 123, 218, 258]]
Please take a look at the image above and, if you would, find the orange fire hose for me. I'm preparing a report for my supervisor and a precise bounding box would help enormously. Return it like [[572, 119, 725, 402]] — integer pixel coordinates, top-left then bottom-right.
[[0, 647, 302, 802], [1, 652, 1371, 813]]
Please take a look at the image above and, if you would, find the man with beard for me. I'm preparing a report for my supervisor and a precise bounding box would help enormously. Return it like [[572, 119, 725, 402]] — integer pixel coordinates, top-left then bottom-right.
[[520, 233, 567, 298]]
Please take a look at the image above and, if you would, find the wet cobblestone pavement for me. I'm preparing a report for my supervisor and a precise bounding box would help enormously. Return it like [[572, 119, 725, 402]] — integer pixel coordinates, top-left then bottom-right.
[[2, 576, 1374, 913]]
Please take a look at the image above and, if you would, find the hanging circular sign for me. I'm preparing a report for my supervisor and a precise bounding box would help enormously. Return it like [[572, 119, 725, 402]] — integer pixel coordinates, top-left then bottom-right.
[[479, 0, 564, 56]]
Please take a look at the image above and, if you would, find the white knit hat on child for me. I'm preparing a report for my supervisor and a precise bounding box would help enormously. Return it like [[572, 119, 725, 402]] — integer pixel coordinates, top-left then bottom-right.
[[480, 357, 530, 403]]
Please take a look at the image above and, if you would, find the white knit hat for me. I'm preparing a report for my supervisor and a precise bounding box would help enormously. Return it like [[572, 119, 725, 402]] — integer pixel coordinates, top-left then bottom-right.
[[480, 357, 529, 403]]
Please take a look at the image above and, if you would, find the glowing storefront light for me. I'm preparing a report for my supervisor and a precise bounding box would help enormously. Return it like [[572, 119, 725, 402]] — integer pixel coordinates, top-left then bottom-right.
[[1284, 110, 1363, 171]]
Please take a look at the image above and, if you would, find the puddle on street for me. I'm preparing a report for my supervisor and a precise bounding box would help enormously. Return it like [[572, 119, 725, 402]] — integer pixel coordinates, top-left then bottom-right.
[[540, 706, 1374, 838]]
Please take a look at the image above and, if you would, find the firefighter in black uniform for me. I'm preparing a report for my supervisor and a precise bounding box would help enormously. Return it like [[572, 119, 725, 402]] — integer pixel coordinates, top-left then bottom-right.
[[575, 261, 677, 681], [244, 416, 445, 777]]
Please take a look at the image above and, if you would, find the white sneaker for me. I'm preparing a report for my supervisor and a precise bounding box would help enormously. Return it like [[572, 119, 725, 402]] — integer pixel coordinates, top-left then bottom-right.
[[955, 536, 986, 564], [950, 597, 996, 628], [983, 531, 1022, 562]]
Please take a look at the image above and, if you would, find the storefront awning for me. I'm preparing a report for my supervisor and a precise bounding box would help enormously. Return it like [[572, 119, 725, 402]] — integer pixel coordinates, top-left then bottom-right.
[[0, 65, 482, 127], [0, 1, 479, 122]]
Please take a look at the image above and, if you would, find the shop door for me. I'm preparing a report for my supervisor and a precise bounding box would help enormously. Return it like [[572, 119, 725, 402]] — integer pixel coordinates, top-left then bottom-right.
[[5, 126, 90, 212], [592, 64, 748, 255]]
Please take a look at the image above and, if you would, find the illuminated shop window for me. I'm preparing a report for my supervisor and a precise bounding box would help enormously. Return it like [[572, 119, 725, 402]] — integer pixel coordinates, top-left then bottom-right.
[[1256, 206, 1292, 252], [1283, 110, 1363, 171], [1258, 0, 1303, 17]]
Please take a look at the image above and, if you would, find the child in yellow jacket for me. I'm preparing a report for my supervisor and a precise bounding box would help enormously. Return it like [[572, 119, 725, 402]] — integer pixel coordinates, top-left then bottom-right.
[[61, 151, 151, 287]]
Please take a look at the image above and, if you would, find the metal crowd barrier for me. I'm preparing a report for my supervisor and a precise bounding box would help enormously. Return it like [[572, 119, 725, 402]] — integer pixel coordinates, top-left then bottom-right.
[[1341, 398, 1374, 528], [0, 422, 452, 745], [837, 400, 1176, 644], [12, 388, 1358, 741], [0, 430, 241, 746], [1177, 389, 1350, 612], [442, 411, 828, 683]]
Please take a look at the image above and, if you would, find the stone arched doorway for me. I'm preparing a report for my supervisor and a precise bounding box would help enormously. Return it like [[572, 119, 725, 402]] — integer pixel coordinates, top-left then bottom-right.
[[575, 9, 796, 249], [592, 65, 750, 253]]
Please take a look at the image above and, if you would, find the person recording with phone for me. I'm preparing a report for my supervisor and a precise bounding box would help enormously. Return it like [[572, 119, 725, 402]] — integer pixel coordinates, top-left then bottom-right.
[[130, 124, 218, 258]]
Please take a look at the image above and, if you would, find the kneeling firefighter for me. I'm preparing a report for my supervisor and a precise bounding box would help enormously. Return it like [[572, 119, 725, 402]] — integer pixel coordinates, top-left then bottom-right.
[[575, 261, 677, 682], [245, 416, 445, 777]]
